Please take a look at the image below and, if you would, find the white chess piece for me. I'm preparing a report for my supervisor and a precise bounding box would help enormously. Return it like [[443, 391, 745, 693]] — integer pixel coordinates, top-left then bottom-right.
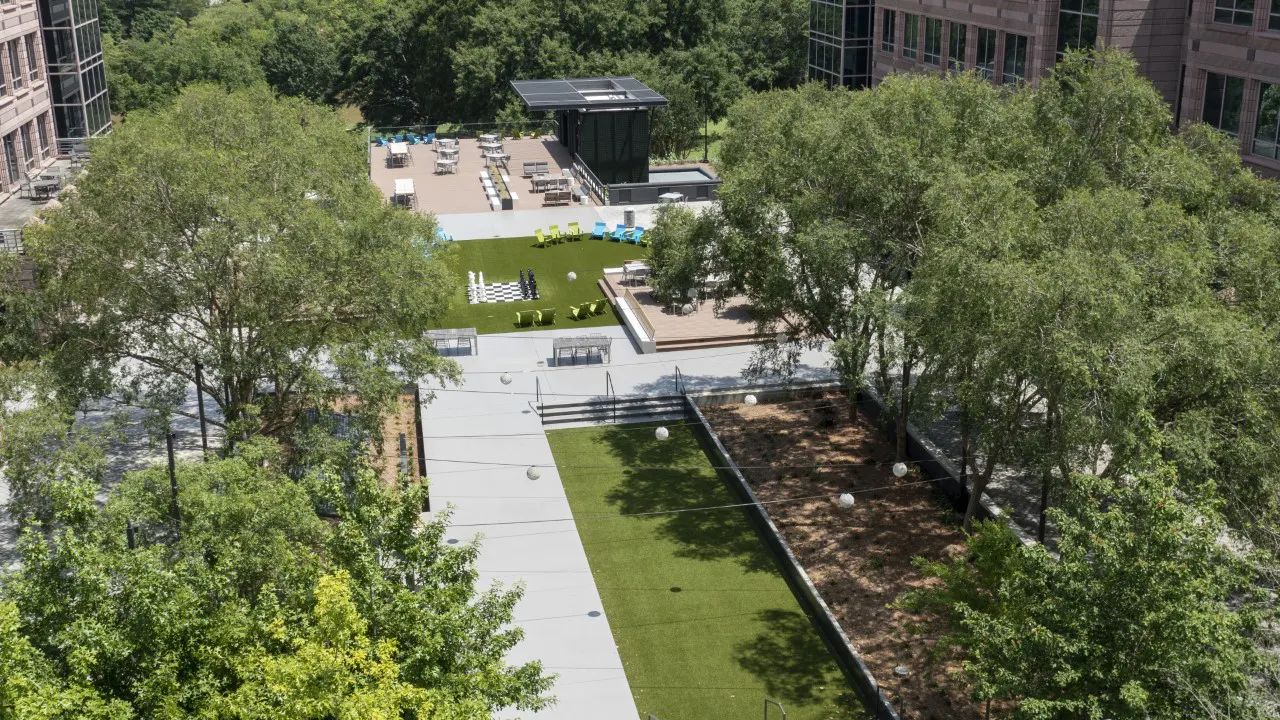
[[478, 272, 487, 302]]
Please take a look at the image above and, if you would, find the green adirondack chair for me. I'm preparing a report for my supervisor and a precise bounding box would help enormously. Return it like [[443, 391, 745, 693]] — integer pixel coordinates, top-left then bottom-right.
[[591, 299, 608, 315], [567, 221, 582, 240], [569, 303, 588, 320], [536, 308, 557, 325], [549, 224, 562, 243], [534, 229, 547, 248], [515, 310, 535, 326]]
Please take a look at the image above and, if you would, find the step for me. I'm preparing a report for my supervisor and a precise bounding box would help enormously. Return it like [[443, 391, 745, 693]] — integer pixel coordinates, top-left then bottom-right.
[[538, 395, 685, 413], [656, 337, 766, 352], [538, 400, 685, 420], [540, 406, 689, 426]]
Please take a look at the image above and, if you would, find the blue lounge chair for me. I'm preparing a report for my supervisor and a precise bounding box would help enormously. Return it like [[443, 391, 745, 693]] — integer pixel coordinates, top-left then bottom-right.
[[608, 224, 626, 241], [409, 133, 422, 145], [627, 227, 645, 245], [425, 133, 436, 144], [374, 135, 387, 146], [436, 228, 453, 242], [591, 221, 607, 239]]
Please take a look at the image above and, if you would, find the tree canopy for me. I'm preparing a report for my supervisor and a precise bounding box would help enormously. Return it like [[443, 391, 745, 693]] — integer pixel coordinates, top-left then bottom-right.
[[0, 437, 553, 718], [0, 84, 458, 439]]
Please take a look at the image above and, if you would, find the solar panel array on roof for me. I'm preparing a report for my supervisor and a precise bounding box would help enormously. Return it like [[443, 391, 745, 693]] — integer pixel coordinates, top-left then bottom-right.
[[510, 77, 668, 110]]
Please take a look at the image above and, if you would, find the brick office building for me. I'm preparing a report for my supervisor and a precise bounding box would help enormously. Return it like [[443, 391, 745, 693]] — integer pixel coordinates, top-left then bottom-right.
[[0, 0, 60, 192], [809, 0, 1280, 174]]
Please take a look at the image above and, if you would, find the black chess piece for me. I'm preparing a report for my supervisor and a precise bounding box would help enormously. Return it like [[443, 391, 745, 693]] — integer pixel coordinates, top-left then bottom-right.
[[519, 270, 529, 299]]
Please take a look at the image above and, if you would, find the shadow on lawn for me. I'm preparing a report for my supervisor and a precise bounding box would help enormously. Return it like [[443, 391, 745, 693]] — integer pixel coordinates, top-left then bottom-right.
[[734, 608, 865, 718], [599, 423, 779, 575]]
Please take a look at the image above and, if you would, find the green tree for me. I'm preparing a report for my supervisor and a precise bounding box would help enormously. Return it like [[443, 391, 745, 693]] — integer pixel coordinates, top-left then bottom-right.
[[646, 205, 720, 306], [0, 434, 552, 717], [262, 12, 341, 104], [901, 470, 1272, 719], [0, 85, 458, 440]]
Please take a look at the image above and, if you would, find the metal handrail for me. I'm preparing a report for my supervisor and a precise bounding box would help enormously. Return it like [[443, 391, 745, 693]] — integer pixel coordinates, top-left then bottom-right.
[[605, 370, 616, 423], [764, 698, 787, 720], [572, 154, 608, 205], [674, 366, 686, 395], [0, 227, 22, 254], [535, 376, 542, 417]]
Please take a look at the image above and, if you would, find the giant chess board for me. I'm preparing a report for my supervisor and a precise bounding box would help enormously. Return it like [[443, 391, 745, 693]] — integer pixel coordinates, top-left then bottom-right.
[[467, 270, 540, 304]]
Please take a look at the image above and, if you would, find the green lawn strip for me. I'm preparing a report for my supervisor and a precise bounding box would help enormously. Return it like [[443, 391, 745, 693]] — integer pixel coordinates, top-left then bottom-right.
[[434, 236, 646, 334], [546, 423, 865, 720]]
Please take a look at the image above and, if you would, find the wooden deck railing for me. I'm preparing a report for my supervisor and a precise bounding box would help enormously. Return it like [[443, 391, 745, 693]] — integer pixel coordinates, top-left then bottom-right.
[[622, 288, 656, 340]]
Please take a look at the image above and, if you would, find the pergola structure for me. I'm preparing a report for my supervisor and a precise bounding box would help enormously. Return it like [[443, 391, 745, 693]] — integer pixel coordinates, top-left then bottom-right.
[[510, 77, 668, 186]]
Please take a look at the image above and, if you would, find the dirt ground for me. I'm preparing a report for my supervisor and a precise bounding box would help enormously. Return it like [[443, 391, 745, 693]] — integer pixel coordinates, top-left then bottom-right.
[[704, 393, 981, 720]]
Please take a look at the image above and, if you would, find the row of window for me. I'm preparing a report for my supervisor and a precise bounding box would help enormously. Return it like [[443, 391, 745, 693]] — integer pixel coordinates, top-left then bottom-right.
[[1, 112, 51, 187], [0, 34, 41, 98], [880, 11, 1028, 83], [1213, 0, 1280, 30], [1203, 72, 1280, 161]]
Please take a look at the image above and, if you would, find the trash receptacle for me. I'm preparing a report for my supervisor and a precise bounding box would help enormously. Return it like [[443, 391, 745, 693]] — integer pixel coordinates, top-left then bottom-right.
[[623, 209, 635, 228]]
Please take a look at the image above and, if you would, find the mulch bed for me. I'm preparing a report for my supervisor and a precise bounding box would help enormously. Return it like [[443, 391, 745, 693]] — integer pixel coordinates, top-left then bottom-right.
[[704, 392, 982, 720]]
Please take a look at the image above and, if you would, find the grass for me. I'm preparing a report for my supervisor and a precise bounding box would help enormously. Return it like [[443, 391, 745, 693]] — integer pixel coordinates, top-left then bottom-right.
[[672, 118, 728, 163], [434, 235, 647, 335], [546, 423, 865, 720]]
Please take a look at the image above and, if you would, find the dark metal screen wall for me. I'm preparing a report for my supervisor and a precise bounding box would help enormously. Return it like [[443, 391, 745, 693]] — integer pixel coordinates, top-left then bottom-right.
[[575, 109, 650, 185]]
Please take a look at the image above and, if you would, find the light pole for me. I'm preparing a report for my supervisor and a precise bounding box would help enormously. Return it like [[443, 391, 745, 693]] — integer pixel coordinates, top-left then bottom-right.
[[701, 73, 711, 163]]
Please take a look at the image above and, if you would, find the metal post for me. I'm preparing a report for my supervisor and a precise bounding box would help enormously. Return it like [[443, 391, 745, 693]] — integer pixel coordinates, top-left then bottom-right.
[[126, 520, 136, 550], [194, 361, 208, 458], [167, 432, 181, 539]]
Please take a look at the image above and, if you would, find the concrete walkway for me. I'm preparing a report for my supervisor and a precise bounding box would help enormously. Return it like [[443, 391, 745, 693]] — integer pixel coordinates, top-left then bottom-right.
[[438, 202, 715, 241], [421, 325, 835, 719]]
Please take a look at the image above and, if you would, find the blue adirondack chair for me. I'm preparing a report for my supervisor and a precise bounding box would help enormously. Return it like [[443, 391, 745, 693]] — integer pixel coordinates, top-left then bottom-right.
[[591, 221, 607, 239], [436, 228, 454, 242], [425, 133, 437, 144], [608, 224, 627, 241], [627, 227, 646, 244]]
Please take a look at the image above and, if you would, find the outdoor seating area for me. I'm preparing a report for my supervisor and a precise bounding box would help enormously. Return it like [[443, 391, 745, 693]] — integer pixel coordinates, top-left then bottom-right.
[[600, 269, 761, 352], [551, 333, 612, 363], [369, 135, 592, 215]]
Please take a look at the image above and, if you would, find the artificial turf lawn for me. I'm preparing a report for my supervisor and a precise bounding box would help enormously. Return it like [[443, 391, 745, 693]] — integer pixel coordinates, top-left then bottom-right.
[[433, 235, 647, 335], [546, 423, 865, 720]]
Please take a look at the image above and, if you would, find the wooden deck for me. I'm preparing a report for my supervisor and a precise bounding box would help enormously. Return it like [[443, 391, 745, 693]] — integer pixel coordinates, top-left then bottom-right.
[[369, 136, 594, 216], [600, 271, 768, 351]]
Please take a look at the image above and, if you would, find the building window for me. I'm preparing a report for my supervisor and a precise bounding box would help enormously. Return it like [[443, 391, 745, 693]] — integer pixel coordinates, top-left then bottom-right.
[[845, 0, 872, 42], [976, 28, 997, 80], [1254, 83, 1280, 158], [903, 13, 919, 59], [1271, 0, 1280, 30], [35, 114, 47, 154], [1214, 0, 1255, 26], [1203, 72, 1245, 136], [19, 125, 32, 165], [3, 134, 17, 186], [924, 18, 942, 65], [1058, 0, 1099, 58], [8, 43, 21, 91], [811, 2, 843, 39], [948, 22, 967, 71], [24, 35, 37, 83], [882, 9, 896, 53], [1003, 33, 1028, 83]]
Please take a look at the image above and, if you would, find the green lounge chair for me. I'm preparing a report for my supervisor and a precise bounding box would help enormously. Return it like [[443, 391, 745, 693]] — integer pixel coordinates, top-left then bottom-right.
[[591, 299, 608, 316], [535, 308, 556, 325], [515, 310, 535, 326], [534, 229, 547, 248], [567, 221, 582, 240], [569, 303, 589, 320], [549, 224, 562, 243]]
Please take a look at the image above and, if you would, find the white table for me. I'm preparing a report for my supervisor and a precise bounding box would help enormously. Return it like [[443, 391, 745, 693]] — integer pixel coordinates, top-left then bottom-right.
[[437, 146, 459, 158], [435, 158, 457, 173], [659, 191, 685, 203], [623, 261, 651, 286], [479, 133, 500, 143], [387, 142, 411, 167], [392, 178, 416, 207], [395, 178, 415, 196]]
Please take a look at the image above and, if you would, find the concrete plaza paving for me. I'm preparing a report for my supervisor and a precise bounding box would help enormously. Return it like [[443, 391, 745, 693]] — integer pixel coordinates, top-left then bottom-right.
[[438, 201, 715, 241], [420, 325, 835, 719]]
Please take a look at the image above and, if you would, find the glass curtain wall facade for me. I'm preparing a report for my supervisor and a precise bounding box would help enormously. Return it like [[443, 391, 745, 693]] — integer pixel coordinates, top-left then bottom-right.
[[808, 0, 874, 89], [38, 0, 110, 140]]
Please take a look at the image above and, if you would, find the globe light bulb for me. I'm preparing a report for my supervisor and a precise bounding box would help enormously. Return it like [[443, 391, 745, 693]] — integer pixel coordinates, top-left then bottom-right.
[[567, 271, 577, 281], [892, 462, 909, 478], [655, 426, 670, 441], [744, 394, 758, 407], [838, 493, 855, 509], [500, 373, 513, 385], [526, 466, 541, 481]]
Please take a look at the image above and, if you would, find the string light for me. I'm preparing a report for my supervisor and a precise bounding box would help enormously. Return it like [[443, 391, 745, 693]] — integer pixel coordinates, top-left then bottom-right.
[[654, 426, 670, 441], [525, 466, 541, 481], [892, 462, 908, 478], [744, 394, 758, 406]]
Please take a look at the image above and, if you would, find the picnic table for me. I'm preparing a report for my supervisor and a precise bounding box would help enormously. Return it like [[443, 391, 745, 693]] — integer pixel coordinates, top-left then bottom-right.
[[623, 260, 651, 286], [392, 178, 416, 208], [387, 142, 411, 167], [435, 158, 458, 173], [32, 178, 60, 199], [425, 327, 478, 354], [552, 334, 612, 364], [531, 175, 571, 193]]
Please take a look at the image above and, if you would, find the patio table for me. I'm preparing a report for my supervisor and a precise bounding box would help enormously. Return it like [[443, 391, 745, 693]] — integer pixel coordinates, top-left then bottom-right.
[[392, 178, 416, 207], [33, 179, 60, 199], [435, 158, 457, 173], [437, 146, 459, 158], [479, 133, 500, 143], [552, 334, 612, 364], [622, 260, 651, 286], [425, 327, 478, 354], [387, 142, 411, 167], [437, 138, 459, 149], [659, 191, 685, 204]]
